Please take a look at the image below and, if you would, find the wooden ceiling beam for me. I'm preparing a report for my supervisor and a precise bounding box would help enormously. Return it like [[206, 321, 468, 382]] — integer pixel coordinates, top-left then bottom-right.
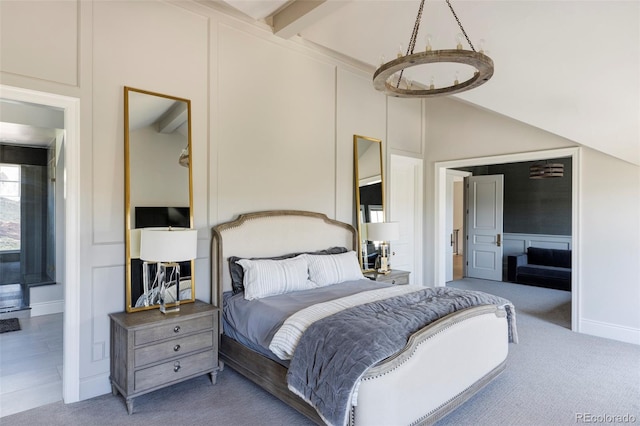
[[271, 0, 347, 39]]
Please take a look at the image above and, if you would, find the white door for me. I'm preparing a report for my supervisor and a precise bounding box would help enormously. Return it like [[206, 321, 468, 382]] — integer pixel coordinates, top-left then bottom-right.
[[389, 155, 423, 285], [466, 175, 504, 281]]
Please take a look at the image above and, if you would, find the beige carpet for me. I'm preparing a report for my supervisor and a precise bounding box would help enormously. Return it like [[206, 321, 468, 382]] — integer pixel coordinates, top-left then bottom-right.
[[3, 279, 639, 425]]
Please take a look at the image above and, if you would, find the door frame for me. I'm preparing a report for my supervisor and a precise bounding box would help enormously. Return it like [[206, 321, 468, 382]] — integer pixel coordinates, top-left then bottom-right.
[[1, 85, 81, 403], [434, 147, 581, 332], [445, 169, 471, 280]]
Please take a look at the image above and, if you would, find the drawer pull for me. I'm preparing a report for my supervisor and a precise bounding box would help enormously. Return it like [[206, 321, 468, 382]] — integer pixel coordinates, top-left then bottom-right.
[[173, 361, 181, 372], [174, 344, 181, 352], [174, 325, 181, 333]]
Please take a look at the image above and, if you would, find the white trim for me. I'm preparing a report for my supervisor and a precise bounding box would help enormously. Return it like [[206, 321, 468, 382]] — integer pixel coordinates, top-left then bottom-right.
[[0, 85, 81, 403], [434, 147, 581, 333], [30, 299, 65, 317], [579, 319, 640, 345]]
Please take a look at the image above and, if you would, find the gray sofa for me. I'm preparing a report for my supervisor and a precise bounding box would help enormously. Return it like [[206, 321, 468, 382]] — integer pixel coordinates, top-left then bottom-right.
[[507, 247, 571, 291]]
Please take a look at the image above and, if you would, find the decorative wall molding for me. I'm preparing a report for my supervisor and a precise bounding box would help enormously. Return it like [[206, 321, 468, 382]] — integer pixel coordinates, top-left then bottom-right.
[[503, 233, 572, 257], [30, 299, 64, 317]]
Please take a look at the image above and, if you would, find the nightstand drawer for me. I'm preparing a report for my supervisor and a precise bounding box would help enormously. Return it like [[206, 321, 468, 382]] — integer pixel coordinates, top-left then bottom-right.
[[134, 315, 213, 346], [134, 331, 214, 367], [387, 275, 409, 285], [134, 350, 215, 391]]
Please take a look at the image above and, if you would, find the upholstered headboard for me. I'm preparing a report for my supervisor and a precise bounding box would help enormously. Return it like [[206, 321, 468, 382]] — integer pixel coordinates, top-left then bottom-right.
[[210, 210, 357, 307]]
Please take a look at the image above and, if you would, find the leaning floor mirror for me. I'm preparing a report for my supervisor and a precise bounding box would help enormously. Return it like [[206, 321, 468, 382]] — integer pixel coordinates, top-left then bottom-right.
[[353, 135, 384, 271], [124, 87, 195, 312]]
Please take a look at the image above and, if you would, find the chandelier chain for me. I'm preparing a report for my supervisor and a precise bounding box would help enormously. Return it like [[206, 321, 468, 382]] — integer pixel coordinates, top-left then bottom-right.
[[397, 0, 426, 88], [445, 0, 475, 52], [407, 0, 426, 56]]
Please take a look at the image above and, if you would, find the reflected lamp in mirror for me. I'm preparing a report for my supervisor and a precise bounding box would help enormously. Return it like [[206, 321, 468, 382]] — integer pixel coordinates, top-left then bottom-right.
[[353, 135, 384, 270], [366, 222, 400, 274], [139, 228, 197, 314]]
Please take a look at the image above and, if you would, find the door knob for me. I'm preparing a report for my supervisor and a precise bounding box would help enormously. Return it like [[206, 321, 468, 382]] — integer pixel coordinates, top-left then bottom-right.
[[496, 234, 502, 247]]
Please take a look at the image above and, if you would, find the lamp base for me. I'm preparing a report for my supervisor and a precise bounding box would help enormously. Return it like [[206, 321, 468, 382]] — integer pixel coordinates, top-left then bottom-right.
[[158, 262, 181, 314], [377, 256, 391, 274], [160, 301, 180, 314]]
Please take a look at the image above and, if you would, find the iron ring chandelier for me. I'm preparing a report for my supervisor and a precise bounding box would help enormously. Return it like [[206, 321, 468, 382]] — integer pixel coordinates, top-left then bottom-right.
[[373, 0, 494, 98]]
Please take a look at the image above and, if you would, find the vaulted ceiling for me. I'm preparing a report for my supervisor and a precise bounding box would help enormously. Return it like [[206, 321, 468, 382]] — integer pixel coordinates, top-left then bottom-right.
[[213, 0, 640, 166], [1, 1, 637, 166]]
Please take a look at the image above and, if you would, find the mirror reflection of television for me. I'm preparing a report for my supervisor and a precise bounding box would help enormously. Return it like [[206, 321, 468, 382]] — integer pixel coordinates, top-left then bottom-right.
[[131, 207, 191, 304], [134, 206, 190, 229]]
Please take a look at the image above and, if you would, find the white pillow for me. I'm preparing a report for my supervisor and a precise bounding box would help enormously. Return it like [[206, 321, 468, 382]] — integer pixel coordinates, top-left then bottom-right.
[[237, 256, 314, 300], [304, 251, 365, 287]]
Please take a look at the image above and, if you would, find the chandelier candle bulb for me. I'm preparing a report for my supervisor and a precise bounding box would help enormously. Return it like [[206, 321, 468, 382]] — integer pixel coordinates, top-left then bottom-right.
[[456, 33, 464, 50], [425, 34, 433, 51], [478, 39, 486, 53], [397, 44, 403, 58]]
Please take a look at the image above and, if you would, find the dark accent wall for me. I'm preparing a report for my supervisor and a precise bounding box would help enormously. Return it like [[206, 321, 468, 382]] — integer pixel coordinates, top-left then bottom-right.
[[1, 144, 48, 166], [456, 158, 572, 235]]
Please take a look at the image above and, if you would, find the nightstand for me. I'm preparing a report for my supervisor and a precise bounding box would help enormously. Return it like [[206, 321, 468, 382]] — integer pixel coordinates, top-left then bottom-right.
[[109, 300, 219, 414], [364, 269, 411, 285]]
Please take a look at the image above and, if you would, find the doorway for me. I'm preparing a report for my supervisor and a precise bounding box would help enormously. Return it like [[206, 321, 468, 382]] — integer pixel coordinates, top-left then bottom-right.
[[0, 85, 81, 406], [445, 169, 471, 282], [1, 141, 60, 312], [435, 148, 580, 331]]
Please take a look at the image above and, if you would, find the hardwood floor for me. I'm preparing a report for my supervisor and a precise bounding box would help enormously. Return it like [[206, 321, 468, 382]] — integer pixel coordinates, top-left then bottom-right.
[[453, 254, 463, 280], [0, 313, 63, 417]]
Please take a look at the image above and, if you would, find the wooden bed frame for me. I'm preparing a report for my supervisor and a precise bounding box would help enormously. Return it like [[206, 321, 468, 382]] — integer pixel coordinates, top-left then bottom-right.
[[211, 210, 509, 425]]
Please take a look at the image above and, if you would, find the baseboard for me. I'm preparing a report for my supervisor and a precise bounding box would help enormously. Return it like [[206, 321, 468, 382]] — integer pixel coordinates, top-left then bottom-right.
[[580, 318, 640, 345], [79, 373, 112, 401], [30, 299, 64, 316]]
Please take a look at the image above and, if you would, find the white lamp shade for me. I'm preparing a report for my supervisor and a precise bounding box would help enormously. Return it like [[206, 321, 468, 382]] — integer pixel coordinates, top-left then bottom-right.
[[139, 228, 197, 262], [366, 222, 400, 242]]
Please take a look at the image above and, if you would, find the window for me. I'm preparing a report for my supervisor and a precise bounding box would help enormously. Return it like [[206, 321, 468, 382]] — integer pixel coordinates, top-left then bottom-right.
[[0, 164, 20, 251]]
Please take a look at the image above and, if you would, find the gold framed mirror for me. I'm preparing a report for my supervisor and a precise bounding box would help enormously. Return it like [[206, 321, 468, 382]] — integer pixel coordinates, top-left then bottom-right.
[[353, 135, 384, 271], [124, 87, 195, 312]]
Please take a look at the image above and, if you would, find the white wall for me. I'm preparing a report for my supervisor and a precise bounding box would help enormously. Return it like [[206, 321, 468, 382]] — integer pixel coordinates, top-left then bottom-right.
[[579, 147, 640, 341], [424, 97, 640, 344], [0, 0, 423, 400]]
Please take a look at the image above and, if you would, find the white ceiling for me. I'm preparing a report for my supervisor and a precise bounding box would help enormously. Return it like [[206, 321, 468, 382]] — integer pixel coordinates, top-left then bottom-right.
[[217, 0, 640, 166], [0, 99, 62, 148]]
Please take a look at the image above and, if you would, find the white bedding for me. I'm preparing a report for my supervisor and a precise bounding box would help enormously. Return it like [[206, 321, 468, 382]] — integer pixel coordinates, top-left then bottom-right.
[[269, 284, 422, 360]]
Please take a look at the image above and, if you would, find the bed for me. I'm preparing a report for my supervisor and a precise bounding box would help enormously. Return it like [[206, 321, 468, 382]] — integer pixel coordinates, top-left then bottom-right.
[[211, 210, 516, 426]]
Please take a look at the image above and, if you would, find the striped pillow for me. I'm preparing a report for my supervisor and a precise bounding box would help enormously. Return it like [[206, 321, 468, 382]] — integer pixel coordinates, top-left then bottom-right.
[[237, 255, 314, 300], [304, 251, 365, 287]]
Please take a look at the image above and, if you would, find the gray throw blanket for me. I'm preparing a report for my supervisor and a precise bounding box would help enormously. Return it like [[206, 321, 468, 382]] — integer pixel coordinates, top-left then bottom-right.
[[287, 287, 517, 426]]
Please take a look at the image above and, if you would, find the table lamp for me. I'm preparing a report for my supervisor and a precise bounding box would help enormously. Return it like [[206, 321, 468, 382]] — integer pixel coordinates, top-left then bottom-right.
[[140, 227, 197, 313], [366, 222, 400, 274]]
